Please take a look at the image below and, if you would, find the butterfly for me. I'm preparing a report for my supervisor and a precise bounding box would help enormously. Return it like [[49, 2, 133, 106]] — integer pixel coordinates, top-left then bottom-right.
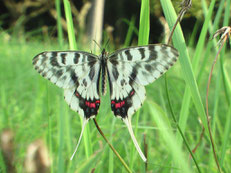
[[32, 44, 179, 162]]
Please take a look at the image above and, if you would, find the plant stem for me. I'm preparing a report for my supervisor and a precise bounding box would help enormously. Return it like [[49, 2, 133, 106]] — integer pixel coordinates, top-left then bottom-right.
[[165, 75, 201, 173], [93, 118, 132, 173]]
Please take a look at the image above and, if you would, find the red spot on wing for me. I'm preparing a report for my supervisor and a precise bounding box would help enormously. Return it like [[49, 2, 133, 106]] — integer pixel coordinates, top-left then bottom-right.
[[130, 90, 135, 96], [85, 101, 90, 107], [115, 102, 120, 109], [75, 91, 80, 97], [85, 100, 100, 108], [115, 100, 125, 109], [90, 103, 95, 108]]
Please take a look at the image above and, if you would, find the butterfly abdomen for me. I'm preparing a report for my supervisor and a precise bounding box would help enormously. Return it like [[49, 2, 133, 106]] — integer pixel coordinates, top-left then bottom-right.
[[101, 55, 107, 96]]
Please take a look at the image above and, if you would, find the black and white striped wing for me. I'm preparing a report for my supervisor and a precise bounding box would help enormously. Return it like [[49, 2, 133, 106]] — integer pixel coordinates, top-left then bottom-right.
[[107, 44, 179, 118], [33, 51, 101, 119], [106, 44, 179, 162], [33, 51, 102, 160]]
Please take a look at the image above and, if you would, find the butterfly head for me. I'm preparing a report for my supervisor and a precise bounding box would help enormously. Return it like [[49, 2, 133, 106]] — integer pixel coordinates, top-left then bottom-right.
[[100, 48, 108, 60]]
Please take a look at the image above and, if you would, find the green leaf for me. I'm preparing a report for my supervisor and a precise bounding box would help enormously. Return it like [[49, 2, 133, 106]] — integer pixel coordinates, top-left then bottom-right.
[[138, 0, 150, 45]]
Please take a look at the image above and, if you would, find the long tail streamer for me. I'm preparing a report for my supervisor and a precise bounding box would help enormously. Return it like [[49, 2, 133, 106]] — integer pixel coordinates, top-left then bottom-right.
[[123, 117, 147, 162], [70, 118, 88, 160]]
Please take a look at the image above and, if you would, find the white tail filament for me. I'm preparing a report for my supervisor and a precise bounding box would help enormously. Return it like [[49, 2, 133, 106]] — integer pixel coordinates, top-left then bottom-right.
[[123, 117, 147, 162], [70, 118, 88, 160]]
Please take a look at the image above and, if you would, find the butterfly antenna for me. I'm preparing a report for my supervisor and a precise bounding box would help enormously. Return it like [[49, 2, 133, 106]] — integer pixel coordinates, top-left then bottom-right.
[[105, 39, 110, 50], [93, 39, 110, 52], [93, 40, 102, 50], [123, 117, 147, 162], [70, 118, 88, 160]]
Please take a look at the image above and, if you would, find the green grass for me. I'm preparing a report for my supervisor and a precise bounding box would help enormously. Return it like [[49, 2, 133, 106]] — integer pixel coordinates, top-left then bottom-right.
[[0, 0, 231, 172], [0, 36, 231, 173]]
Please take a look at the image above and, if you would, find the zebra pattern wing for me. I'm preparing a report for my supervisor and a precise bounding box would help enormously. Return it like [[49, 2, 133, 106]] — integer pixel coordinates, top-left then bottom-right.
[[106, 44, 179, 162], [32, 51, 101, 119], [106, 65, 147, 161], [33, 51, 102, 160], [107, 44, 179, 119], [108, 44, 179, 86], [106, 64, 146, 119]]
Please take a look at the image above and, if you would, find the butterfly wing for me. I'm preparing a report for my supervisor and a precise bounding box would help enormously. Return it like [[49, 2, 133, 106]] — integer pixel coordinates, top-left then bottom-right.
[[33, 51, 101, 159], [33, 51, 101, 118], [107, 44, 179, 161], [107, 44, 179, 117]]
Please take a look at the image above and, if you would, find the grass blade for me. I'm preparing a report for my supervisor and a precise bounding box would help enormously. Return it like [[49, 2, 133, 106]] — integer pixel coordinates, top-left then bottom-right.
[[216, 1, 231, 167], [148, 101, 192, 173], [57, 100, 65, 172], [63, 0, 77, 50], [138, 0, 150, 45], [63, 0, 92, 159], [108, 118, 116, 173], [55, 0, 63, 47], [220, 102, 231, 166], [176, 0, 220, 146], [123, 16, 136, 47], [160, 0, 213, 139]]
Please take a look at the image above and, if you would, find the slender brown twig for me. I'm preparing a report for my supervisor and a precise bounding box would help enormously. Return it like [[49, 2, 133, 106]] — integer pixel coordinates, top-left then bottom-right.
[[206, 26, 231, 173], [93, 118, 132, 173], [191, 126, 205, 157], [165, 1, 202, 172], [165, 74, 202, 173], [167, 0, 192, 45]]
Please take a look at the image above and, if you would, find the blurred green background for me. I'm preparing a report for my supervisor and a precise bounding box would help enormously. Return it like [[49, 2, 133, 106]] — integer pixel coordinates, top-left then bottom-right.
[[0, 0, 231, 173]]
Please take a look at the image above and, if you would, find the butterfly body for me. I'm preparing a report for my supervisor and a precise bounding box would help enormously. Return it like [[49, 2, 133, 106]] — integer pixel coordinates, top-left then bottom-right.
[[99, 49, 108, 96], [33, 44, 179, 161]]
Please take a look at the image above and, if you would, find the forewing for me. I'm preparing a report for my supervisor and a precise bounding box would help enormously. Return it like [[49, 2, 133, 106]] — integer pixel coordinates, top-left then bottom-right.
[[33, 51, 98, 89], [108, 44, 179, 86], [33, 51, 101, 119]]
